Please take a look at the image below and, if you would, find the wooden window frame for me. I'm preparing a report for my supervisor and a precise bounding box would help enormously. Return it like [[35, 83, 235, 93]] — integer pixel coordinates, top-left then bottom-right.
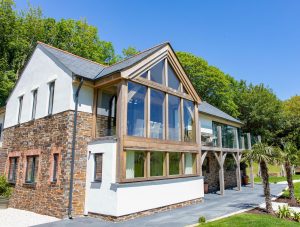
[[48, 81, 55, 115], [94, 153, 103, 182], [124, 150, 198, 183], [31, 89, 38, 120], [25, 155, 39, 184], [8, 157, 18, 183], [18, 96, 23, 124]]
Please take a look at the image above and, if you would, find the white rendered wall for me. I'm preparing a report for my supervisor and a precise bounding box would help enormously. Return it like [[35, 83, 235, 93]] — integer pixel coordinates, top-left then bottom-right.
[[4, 46, 73, 128], [4, 46, 95, 129], [116, 177, 204, 216], [84, 140, 118, 216], [84, 140, 204, 217]]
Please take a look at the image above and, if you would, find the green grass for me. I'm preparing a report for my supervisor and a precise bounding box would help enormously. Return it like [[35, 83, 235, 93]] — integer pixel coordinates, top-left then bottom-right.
[[199, 213, 299, 226], [246, 162, 281, 177], [254, 175, 300, 183], [282, 182, 300, 198]]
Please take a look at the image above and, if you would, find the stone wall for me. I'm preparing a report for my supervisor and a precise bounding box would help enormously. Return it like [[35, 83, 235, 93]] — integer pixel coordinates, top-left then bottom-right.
[[2, 110, 93, 218], [96, 115, 116, 137], [203, 152, 237, 192]]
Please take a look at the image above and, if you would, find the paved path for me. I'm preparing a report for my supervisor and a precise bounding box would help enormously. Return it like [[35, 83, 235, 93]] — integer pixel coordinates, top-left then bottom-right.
[[34, 184, 287, 227]]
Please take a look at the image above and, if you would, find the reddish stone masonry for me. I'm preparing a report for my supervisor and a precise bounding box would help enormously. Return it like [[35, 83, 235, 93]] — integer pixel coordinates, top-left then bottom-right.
[[88, 198, 203, 222], [0, 110, 93, 218]]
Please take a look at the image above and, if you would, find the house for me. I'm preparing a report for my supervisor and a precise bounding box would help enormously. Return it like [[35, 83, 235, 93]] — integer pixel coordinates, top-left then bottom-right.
[[0, 42, 255, 220]]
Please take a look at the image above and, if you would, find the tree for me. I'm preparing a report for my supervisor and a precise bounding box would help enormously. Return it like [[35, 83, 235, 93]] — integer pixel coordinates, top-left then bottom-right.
[[236, 84, 283, 143], [243, 143, 277, 214], [0, 0, 117, 106], [277, 142, 299, 205], [176, 51, 239, 118], [122, 46, 139, 59]]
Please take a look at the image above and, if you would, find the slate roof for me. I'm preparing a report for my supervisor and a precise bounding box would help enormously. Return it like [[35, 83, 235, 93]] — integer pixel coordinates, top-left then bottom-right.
[[38, 41, 169, 80], [38, 42, 106, 80], [199, 101, 243, 125], [94, 42, 168, 79]]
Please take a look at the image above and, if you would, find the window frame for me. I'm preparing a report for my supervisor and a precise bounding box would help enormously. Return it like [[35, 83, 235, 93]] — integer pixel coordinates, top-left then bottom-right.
[[124, 150, 198, 182], [18, 95, 23, 124], [94, 153, 103, 182], [25, 155, 39, 184], [8, 157, 18, 183], [31, 89, 38, 120], [48, 81, 55, 115], [52, 153, 59, 182]]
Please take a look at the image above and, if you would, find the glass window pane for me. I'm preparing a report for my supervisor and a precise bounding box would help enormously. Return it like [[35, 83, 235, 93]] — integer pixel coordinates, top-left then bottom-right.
[[94, 154, 103, 181], [48, 82, 55, 115], [32, 89, 38, 120], [140, 71, 148, 79], [184, 153, 196, 174], [53, 154, 59, 182], [169, 152, 181, 175], [150, 89, 164, 139], [26, 157, 33, 182], [183, 100, 195, 142], [126, 151, 145, 179], [150, 152, 165, 177], [150, 61, 164, 84], [97, 88, 117, 137], [168, 65, 180, 90], [168, 95, 181, 141], [8, 158, 17, 182], [127, 82, 147, 137]]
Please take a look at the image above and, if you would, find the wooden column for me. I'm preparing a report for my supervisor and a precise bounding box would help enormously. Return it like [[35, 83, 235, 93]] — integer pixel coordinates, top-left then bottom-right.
[[200, 151, 208, 176], [247, 133, 254, 188], [116, 80, 127, 182], [232, 152, 242, 191], [214, 151, 227, 195]]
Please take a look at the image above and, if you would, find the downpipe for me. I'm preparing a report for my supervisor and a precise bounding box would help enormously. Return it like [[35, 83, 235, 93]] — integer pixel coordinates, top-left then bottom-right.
[[68, 78, 84, 219]]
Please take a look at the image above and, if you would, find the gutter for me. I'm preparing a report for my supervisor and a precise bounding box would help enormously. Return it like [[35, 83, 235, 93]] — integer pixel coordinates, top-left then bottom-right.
[[68, 77, 84, 219]]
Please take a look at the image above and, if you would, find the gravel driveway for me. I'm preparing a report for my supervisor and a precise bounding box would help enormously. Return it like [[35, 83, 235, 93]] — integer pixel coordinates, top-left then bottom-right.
[[0, 208, 59, 227]]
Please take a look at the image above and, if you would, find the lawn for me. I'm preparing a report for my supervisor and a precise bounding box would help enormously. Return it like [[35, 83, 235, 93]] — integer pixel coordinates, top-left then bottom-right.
[[282, 182, 300, 198], [246, 162, 281, 177], [200, 213, 299, 226], [254, 175, 300, 183]]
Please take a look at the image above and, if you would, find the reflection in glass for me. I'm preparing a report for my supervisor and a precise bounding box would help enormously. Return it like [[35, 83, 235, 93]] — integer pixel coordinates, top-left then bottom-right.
[[150, 61, 164, 84], [168, 65, 180, 90], [150, 89, 164, 139], [169, 152, 181, 175], [183, 100, 195, 142], [126, 151, 145, 178], [168, 95, 181, 141], [150, 152, 165, 176], [127, 82, 147, 137]]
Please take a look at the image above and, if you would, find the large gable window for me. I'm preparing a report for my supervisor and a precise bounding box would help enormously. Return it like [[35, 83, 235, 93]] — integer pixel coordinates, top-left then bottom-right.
[[127, 82, 147, 137], [183, 100, 195, 142], [168, 95, 181, 141], [150, 61, 164, 84], [168, 65, 180, 91], [150, 89, 165, 139]]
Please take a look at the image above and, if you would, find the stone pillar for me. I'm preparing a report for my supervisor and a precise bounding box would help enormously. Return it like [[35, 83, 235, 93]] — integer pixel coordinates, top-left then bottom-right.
[[247, 133, 254, 188]]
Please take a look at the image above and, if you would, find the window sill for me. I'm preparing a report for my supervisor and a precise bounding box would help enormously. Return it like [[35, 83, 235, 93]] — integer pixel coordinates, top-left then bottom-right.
[[8, 181, 16, 186], [23, 183, 37, 189]]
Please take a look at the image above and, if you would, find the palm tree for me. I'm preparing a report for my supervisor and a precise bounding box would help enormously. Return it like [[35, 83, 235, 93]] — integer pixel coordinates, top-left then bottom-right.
[[277, 141, 299, 205], [243, 142, 276, 214]]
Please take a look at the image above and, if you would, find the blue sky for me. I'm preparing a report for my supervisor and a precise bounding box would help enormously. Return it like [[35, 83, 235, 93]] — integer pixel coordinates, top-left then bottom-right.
[[15, 0, 300, 100]]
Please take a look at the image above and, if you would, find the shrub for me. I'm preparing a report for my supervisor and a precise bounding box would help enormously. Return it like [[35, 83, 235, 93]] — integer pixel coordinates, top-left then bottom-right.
[[198, 216, 206, 224], [0, 176, 12, 198], [277, 205, 291, 219], [293, 211, 300, 222]]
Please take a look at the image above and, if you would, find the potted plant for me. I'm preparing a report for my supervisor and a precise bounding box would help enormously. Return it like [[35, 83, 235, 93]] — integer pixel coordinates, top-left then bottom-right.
[[242, 175, 249, 185], [204, 182, 209, 194], [0, 176, 12, 209]]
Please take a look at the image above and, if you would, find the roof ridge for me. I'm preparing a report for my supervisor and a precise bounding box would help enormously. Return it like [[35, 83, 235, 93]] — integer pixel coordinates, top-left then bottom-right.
[[37, 41, 107, 67], [105, 41, 169, 68]]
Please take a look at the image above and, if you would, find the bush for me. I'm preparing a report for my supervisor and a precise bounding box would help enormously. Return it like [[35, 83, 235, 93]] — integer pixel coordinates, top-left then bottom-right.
[[293, 211, 300, 222], [0, 176, 12, 198], [198, 216, 206, 224], [277, 205, 291, 219]]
